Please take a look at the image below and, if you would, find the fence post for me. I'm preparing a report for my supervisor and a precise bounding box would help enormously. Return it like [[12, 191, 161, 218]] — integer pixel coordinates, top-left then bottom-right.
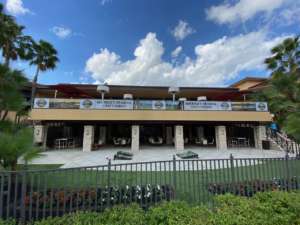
[[229, 154, 236, 191], [285, 153, 291, 190], [20, 171, 27, 224], [107, 159, 111, 187], [172, 155, 177, 198]]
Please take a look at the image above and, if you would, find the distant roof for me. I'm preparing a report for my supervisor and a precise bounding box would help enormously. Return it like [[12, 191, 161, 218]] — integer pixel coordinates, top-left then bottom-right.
[[230, 77, 268, 88]]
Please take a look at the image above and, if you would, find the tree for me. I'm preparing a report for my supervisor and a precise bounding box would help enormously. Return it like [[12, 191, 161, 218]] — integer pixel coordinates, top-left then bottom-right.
[[259, 36, 300, 142], [0, 121, 40, 170], [0, 64, 28, 121], [0, 3, 34, 67], [29, 40, 59, 106]]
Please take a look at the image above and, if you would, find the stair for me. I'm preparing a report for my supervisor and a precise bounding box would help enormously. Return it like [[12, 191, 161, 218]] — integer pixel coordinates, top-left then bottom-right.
[[267, 128, 300, 156]]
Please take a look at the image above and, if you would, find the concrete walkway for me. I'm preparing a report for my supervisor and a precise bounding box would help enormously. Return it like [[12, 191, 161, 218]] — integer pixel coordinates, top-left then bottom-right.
[[25, 146, 288, 169]]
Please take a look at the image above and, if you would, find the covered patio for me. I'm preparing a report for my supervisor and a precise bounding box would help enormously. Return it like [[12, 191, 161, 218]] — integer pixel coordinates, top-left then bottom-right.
[[24, 147, 287, 168]]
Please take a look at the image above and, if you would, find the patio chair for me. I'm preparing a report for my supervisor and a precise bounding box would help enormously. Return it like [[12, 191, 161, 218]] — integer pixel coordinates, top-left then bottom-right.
[[113, 137, 121, 146]]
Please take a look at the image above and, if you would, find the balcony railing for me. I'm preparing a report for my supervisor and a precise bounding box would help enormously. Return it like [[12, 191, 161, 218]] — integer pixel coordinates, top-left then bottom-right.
[[33, 98, 269, 112]]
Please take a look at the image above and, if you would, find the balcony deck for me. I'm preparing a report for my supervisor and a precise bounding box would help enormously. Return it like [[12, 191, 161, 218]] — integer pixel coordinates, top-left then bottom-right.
[[31, 98, 272, 122]]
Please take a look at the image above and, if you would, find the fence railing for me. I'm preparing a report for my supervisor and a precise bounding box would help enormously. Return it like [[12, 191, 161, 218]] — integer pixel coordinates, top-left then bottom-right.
[[267, 128, 300, 156], [0, 155, 300, 223]]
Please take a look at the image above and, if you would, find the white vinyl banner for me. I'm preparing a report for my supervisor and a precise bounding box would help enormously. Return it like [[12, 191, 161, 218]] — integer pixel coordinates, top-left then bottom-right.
[[34, 98, 50, 109], [183, 101, 232, 111], [80, 99, 134, 110]]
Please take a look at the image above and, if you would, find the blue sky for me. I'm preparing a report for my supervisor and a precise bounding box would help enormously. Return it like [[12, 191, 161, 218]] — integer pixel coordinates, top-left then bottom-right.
[[1, 0, 300, 86]]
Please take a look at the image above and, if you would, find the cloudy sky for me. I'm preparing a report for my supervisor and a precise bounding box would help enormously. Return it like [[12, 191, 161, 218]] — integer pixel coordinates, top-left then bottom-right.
[[1, 0, 300, 86]]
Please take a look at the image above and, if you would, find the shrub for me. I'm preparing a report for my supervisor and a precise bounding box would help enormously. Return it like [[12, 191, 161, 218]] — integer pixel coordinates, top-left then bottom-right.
[[208, 177, 300, 196], [146, 201, 212, 225], [2, 191, 300, 225]]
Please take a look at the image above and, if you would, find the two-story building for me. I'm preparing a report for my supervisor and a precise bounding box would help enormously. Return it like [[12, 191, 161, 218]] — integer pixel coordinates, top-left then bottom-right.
[[31, 77, 272, 152]]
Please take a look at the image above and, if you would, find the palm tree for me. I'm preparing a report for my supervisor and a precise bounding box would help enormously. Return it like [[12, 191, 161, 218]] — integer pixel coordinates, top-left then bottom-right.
[[265, 36, 300, 77], [0, 120, 40, 170], [258, 36, 300, 142], [29, 40, 59, 107], [0, 3, 34, 67], [0, 64, 28, 121]]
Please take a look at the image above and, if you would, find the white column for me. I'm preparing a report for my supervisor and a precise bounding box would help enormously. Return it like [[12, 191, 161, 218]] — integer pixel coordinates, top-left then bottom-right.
[[33, 125, 46, 144], [83, 125, 94, 152], [175, 125, 184, 151], [131, 125, 140, 151], [166, 126, 173, 145], [215, 126, 227, 150], [196, 126, 204, 139], [99, 126, 106, 145], [254, 125, 267, 149], [42, 125, 48, 151]]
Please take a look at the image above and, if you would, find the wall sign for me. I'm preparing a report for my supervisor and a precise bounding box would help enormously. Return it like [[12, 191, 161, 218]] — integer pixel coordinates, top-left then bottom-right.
[[184, 101, 232, 111], [34, 98, 50, 109], [80, 99, 134, 110]]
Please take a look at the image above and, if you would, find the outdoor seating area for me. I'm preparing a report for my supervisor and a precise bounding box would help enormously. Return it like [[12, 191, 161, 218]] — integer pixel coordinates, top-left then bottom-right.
[[54, 137, 81, 149], [113, 137, 131, 146], [149, 137, 163, 145], [229, 137, 251, 148]]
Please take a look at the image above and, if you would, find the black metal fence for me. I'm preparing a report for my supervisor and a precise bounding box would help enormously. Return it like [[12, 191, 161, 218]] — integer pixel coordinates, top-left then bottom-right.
[[1, 155, 300, 223]]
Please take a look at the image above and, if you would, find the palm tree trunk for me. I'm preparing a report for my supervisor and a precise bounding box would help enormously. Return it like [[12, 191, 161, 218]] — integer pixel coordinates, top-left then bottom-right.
[[30, 67, 40, 108], [1, 110, 8, 121]]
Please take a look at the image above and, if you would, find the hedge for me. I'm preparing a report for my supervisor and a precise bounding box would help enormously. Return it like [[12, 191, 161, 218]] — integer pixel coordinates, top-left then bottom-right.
[[2, 191, 300, 225]]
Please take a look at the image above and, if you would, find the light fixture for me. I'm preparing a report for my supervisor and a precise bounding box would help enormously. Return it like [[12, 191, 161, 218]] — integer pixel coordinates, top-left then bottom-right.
[[97, 85, 110, 101], [168, 87, 180, 102], [123, 93, 133, 99]]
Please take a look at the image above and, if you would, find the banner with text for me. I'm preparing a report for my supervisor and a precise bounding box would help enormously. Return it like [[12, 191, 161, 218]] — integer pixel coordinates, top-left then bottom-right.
[[184, 101, 232, 111], [80, 99, 134, 110]]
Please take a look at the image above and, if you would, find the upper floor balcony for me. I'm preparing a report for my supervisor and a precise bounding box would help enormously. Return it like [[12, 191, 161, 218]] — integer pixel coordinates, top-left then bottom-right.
[[31, 98, 272, 122]]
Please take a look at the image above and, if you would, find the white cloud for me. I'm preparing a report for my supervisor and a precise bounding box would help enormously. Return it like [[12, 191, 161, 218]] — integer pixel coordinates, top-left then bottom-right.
[[85, 31, 288, 87], [50, 26, 72, 39], [206, 0, 284, 25], [171, 46, 183, 58], [171, 20, 195, 41], [5, 0, 30, 16]]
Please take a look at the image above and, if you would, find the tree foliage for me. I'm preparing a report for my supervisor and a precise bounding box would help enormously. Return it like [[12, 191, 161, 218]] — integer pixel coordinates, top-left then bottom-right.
[[0, 121, 40, 170], [259, 36, 300, 142]]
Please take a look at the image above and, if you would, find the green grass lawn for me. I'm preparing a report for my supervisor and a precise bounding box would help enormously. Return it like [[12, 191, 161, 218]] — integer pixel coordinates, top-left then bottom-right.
[[19, 158, 300, 204]]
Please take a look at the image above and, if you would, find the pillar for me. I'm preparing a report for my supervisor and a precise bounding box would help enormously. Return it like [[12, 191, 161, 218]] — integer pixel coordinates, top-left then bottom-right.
[[131, 125, 140, 151], [196, 126, 204, 139], [99, 126, 106, 145], [166, 126, 173, 145], [215, 126, 227, 150], [33, 125, 46, 144], [175, 125, 184, 151], [83, 125, 94, 152], [254, 125, 267, 149]]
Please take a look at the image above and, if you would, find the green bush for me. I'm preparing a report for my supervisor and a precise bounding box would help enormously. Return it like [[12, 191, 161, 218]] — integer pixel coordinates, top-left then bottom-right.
[[1, 191, 300, 225]]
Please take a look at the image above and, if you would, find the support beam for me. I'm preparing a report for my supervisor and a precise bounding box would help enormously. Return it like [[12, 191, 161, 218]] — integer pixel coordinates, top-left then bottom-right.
[[83, 125, 94, 152], [196, 126, 204, 139], [215, 126, 227, 150], [254, 125, 266, 149], [166, 126, 173, 145], [175, 125, 184, 151], [99, 126, 106, 145], [131, 125, 140, 151]]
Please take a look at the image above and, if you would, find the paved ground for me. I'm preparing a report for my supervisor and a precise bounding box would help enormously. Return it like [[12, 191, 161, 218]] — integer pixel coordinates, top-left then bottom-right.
[[23, 146, 288, 169]]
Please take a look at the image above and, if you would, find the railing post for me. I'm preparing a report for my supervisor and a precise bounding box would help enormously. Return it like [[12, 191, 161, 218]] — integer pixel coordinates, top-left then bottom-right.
[[172, 155, 177, 198], [285, 153, 291, 191], [107, 159, 111, 187], [229, 154, 236, 189], [20, 171, 27, 224]]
